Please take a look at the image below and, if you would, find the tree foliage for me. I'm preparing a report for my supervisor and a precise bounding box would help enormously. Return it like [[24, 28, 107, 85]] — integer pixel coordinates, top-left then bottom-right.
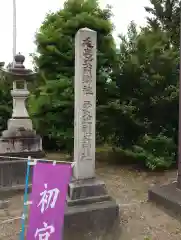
[[145, 0, 180, 46], [29, 0, 117, 152], [112, 5, 179, 169], [29, 0, 180, 168], [0, 66, 12, 133]]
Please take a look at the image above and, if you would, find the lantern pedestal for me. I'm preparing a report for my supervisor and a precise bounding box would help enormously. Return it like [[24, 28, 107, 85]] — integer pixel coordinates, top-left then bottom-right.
[[8, 88, 33, 130]]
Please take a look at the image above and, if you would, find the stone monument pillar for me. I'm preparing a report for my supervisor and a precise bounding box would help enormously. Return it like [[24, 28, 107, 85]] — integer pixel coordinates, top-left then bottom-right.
[[73, 28, 96, 180], [64, 28, 119, 239], [0, 53, 44, 158], [148, 24, 181, 214]]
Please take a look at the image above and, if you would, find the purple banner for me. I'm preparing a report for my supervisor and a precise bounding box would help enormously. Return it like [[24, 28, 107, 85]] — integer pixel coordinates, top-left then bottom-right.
[[26, 162, 72, 240]]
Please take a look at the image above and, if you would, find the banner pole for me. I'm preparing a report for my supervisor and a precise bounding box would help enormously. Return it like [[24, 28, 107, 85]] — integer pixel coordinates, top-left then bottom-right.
[[20, 156, 31, 240]]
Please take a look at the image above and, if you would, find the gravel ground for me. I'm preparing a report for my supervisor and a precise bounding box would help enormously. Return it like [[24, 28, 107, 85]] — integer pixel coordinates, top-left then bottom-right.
[[97, 163, 181, 240], [0, 163, 180, 240], [0, 194, 23, 239]]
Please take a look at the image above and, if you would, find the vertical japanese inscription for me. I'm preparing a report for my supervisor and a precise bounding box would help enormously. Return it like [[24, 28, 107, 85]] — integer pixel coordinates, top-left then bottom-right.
[[82, 37, 94, 95], [81, 36, 94, 161]]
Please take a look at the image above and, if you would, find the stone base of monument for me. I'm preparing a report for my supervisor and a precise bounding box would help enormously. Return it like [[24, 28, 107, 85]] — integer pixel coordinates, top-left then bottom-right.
[[64, 178, 120, 240], [148, 182, 181, 217]]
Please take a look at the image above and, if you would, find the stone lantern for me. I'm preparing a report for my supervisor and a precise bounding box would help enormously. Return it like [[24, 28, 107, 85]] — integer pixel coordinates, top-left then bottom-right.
[[0, 53, 44, 158]]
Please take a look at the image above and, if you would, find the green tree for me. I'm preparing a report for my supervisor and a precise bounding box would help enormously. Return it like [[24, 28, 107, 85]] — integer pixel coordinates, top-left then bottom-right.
[[113, 22, 179, 169], [29, 0, 117, 152], [0, 64, 12, 134], [145, 0, 180, 46]]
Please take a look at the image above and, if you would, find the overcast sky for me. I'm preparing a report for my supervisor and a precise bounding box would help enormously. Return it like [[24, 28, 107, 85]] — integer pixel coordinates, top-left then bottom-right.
[[0, 0, 150, 67]]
